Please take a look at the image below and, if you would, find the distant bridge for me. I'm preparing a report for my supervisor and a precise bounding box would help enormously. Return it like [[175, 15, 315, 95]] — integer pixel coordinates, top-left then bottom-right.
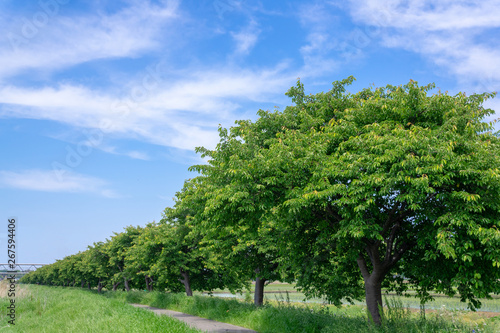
[[0, 263, 46, 279]]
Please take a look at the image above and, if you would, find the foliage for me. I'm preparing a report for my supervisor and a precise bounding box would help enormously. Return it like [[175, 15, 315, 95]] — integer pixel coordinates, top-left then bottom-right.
[[158, 179, 246, 295], [191, 77, 500, 324], [189, 109, 294, 304], [20, 77, 500, 327], [105, 225, 143, 290], [123, 222, 164, 291]]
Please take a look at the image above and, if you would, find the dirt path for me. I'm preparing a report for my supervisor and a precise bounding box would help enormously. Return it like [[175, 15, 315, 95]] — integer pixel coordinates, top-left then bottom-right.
[[130, 304, 258, 333]]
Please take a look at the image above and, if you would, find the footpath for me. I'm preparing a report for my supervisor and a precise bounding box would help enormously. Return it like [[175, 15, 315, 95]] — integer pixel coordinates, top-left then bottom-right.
[[130, 303, 258, 333]]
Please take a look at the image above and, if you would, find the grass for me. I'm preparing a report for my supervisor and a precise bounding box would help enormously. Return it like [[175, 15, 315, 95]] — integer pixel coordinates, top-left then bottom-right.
[[206, 282, 500, 312], [5, 282, 499, 332], [102, 288, 500, 333], [0, 282, 200, 332]]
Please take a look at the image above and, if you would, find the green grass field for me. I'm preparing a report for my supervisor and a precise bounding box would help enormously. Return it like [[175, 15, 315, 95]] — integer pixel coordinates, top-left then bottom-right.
[[0, 282, 200, 332], [103, 287, 500, 333], [3, 282, 499, 332]]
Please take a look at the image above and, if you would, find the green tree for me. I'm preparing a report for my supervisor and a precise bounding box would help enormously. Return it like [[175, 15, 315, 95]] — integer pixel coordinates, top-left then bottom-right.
[[56, 254, 80, 287], [84, 242, 112, 292], [124, 222, 162, 291], [197, 77, 500, 324], [105, 225, 142, 291], [190, 79, 365, 306], [192, 127, 285, 305], [159, 179, 244, 296], [75, 250, 98, 289], [69, 252, 89, 288]]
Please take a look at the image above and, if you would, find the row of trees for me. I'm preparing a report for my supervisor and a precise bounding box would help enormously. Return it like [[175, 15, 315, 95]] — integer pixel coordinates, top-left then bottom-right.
[[21, 208, 242, 297], [22, 78, 500, 325]]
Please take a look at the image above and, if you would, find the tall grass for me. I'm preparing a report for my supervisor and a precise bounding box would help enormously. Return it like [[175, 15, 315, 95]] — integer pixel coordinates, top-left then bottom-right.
[[0, 283, 200, 332], [211, 283, 500, 312], [103, 289, 500, 333]]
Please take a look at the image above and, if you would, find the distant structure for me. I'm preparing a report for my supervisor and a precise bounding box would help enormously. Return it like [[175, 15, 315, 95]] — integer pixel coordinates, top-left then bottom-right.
[[0, 264, 46, 279]]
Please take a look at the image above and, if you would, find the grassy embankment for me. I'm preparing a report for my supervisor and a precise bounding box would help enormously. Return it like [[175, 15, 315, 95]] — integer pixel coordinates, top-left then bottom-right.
[[2, 281, 498, 332], [103, 284, 500, 333], [0, 282, 200, 332]]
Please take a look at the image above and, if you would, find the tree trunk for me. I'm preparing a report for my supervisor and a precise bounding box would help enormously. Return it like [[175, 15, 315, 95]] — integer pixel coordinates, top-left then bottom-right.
[[254, 276, 267, 306], [124, 278, 130, 292], [81, 280, 85, 288], [180, 270, 193, 296], [112, 281, 121, 291], [88, 282, 91, 290], [357, 254, 384, 325], [364, 277, 383, 325], [148, 277, 153, 292], [97, 280, 103, 293], [145, 276, 154, 292]]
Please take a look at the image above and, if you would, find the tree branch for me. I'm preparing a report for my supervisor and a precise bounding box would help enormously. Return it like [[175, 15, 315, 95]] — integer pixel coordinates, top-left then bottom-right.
[[364, 243, 383, 274], [384, 223, 401, 264], [390, 241, 415, 267], [381, 203, 400, 237], [357, 254, 370, 280]]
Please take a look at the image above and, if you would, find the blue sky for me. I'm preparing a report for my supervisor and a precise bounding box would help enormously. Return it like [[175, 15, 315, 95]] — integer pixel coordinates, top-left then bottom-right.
[[1, 0, 499, 264]]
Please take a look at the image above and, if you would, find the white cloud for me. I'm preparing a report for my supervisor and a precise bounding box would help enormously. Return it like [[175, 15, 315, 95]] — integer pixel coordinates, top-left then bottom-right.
[[231, 20, 260, 55], [91, 144, 150, 161], [0, 1, 302, 156], [349, 0, 500, 31], [0, 169, 118, 197], [297, 3, 342, 76], [43, 130, 152, 161], [345, 0, 500, 93], [126, 151, 150, 160], [293, 1, 500, 122], [0, 64, 294, 151], [0, 0, 180, 79]]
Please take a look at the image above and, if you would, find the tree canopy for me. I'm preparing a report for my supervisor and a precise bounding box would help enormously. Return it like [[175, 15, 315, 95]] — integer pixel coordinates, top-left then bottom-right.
[[21, 77, 499, 325], [192, 77, 500, 324]]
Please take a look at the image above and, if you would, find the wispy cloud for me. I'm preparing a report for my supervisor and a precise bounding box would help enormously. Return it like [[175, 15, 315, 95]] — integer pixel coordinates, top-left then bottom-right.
[[0, 0, 180, 79], [0, 65, 294, 151], [87, 143, 150, 161], [126, 151, 150, 160], [346, 0, 500, 90], [350, 0, 500, 31], [44, 130, 152, 161], [231, 20, 260, 55], [297, 2, 342, 76], [0, 169, 118, 197]]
